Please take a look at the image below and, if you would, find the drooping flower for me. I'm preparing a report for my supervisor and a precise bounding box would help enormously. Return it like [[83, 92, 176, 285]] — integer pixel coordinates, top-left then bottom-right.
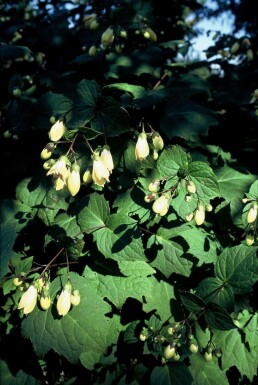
[[247, 204, 257, 223], [18, 284, 38, 315], [40, 143, 55, 160], [194, 204, 205, 225], [101, 146, 114, 173], [49, 119, 66, 142], [135, 132, 150, 161], [82, 169, 92, 184], [92, 152, 110, 187], [56, 282, 72, 317], [152, 193, 170, 216], [152, 132, 164, 151], [67, 163, 81, 196], [40, 294, 51, 310], [46, 155, 70, 191]]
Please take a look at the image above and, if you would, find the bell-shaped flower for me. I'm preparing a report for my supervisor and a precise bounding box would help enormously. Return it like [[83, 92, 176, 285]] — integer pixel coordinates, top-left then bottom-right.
[[56, 282, 72, 317], [82, 169, 92, 184], [40, 143, 55, 160], [194, 204, 205, 225], [152, 193, 170, 216], [152, 132, 164, 151], [247, 203, 257, 223], [101, 27, 115, 49], [47, 155, 70, 191], [92, 152, 110, 187], [67, 163, 81, 196], [18, 284, 38, 315], [101, 146, 114, 173], [40, 294, 51, 310], [135, 132, 150, 161], [49, 119, 66, 142]]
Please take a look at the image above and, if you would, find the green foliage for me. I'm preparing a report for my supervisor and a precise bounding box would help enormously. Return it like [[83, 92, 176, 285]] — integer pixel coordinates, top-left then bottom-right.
[[0, 0, 257, 384]]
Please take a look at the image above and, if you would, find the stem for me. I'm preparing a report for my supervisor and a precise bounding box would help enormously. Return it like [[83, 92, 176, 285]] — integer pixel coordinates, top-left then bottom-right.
[[66, 132, 78, 157], [40, 247, 65, 277]]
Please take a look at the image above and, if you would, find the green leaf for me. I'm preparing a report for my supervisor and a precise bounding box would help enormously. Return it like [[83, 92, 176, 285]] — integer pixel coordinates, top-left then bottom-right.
[[0, 360, 41, 385], [16, 178, 69, 226], [157, 145, 191, 178], [102, 83, 145, 98], [244, 313, 258, 349], [0, 199, 33, 279], [150, 363, 193, 385], [68, 79, 100, 127], [215, 165, 257, 226], [160, 100, 217, 141], [196, 278, 234, 313], [188, 161, 220, 201], [97, 274, 152, 309], [245, 179, 258, 199], [143, 277, 175, 321], [147, 228, 193, 278], [77, 193, 109, 232], [189, 353, 229, 385], [180, 292, 206, 313], [173, 225, 218, 266], [47, 212, 82, 239], [214, 244, 258, 294], [36, 92, 72, 129], [95, 214, 146, 262], [205, 302, 237, 331], [121, 140, 142, 175], [214, 329, 258, 381], [113, 186, 150, 223], [91, 96, 130, 137], [118, 261, 156, 277], [21, 272, 123, 370]]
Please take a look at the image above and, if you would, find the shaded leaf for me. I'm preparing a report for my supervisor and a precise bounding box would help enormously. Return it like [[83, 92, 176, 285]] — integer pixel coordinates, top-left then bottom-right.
[[205, 302, 237, 331], [189, 353, 229, 385], [157, 145, 191, 178], [150, 363, 193, 385], [77, 193, 109, 231], [180, 292, 206, 313], [196, 278, 234, 313]]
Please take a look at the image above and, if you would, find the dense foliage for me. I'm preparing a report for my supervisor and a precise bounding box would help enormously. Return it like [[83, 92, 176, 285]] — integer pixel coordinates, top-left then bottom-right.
[[0, 0, 257, 384]]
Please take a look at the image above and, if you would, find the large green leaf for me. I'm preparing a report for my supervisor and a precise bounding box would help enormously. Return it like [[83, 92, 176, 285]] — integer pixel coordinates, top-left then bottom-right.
[[77, 192, 109, 232], [189, 353, 229, 385], [0, 360, 41, 385], [91, 96, 130, 137], [214, 245, 258, 294], [188, 161, 220, 201], [150, 363, 193, 385], [214, 329, 258, 381], [205, 302, 237, 331], [16, 177, 69, 226], [215, 165, 257, 226], [36, 92, 72, 129], [180, 292, 206, 313], [196, 277, 234, 312], [95, 214, 146, 262], [160, 100, 217, 141], [118, 261, 156, 277], [147, 228, 193, 278], [21, 272, 123, 370], [102, 83, 145, 98], [157, 145, 191, 178]]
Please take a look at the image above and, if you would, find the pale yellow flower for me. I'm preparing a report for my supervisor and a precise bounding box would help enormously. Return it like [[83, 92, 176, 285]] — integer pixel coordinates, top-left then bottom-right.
[[70, 289, 80, 306], [194, 205, 205, 225], [152, 194, 170, 216], [152, 132, 164, 151], [92, 153, 110, 187], [67, 163, 81, 196], [18, 285, 38, 315], [135, 132, 150, 161], [49, 119, 66, 142], [40, 295, 51, 310], [47, 156, 70, 191], [100, 146, 114, 173], [56, 283, 72, 317]]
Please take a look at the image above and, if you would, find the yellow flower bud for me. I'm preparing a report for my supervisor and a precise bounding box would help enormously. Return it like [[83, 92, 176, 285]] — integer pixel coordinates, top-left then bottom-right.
[[152, 132, 164, 151], [43, 159, 55, 170], [101, 27, 115, 49], [40, 143, 55, 160], [88, 45, 97, 56], [135, 132, 150, 161], [164, 345, 175, 360], [49, 119, 66, 142], [18, 285, 38, 315], [194, 205, 205, 225], [40, 295, 51, 310], [82, 169, 92, 184], [152, 194, 170, 216], [13, 277, 23, 287], [70, 289, 80, 306], [67, 163, 81, 196], [56, 283, 72, 317], [83, 13, 97, 28], [145, 28, 157, 42], [152, 149, 159, 160], [186, 212, 194, 222], [230, 42, 240, 54], [247, 204, 257, 223], [247, 48, 254, 61], [148, 180, 160, 192], [186, 180, 196, 194], [245, 233, 255, 246]]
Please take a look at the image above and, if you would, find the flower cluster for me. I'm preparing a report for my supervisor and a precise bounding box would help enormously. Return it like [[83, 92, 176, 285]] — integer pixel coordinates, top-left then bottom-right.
[[242, 197, 258, 246], [14, 275, 80, 316], [135, 130, 164, 162], [41, 117, 115, 193]]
